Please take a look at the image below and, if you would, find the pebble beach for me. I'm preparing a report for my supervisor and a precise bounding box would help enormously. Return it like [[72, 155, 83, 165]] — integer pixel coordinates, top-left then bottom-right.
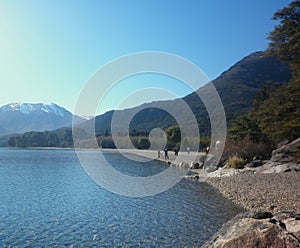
[[121, 149, 300, 213], [206, 172, 300, 213], [100, 148, 300, 216]]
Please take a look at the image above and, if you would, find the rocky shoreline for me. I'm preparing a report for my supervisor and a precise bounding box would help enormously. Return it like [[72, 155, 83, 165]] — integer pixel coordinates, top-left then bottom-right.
[[122, 143, 300, 214], [199, 138, 300, 213], [199, 138, 300, 247], [201, 210, 300, 248], [101, 139, 300, 247], [123, 138, 300, 247]]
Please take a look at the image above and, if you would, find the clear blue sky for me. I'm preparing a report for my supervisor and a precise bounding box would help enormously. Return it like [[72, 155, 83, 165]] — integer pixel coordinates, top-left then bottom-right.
[[0, 0, 291, 115]]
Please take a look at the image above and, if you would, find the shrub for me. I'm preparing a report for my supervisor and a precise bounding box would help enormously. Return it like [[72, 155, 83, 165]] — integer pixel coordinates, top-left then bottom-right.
[[220, 134, 273, 165], [224, 156, 245, 169], [137, 137, 150, 149]]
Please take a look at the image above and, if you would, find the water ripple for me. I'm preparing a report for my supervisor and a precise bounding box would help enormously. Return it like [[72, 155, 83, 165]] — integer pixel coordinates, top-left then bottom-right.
[[0, 149, 242, 247]]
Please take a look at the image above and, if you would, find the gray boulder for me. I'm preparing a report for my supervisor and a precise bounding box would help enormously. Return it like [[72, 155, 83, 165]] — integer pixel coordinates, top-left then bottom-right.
[[259, 138, 300, 173], [202, 211, 300, 248], [271, 137, 300, 163]]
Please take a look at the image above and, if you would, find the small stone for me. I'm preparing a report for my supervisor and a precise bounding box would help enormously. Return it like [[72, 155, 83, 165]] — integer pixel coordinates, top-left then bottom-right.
[[278, 221, 286, 229], [294, 214, 300, 220], [252, 211, 273, 219], [249, 160, 263, 167], [191, 162, 201, 169]]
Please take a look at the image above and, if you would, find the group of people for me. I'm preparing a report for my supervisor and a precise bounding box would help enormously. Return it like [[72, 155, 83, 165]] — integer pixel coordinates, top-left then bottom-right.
[[157, 140, 222, 160], [157, 148, 178, 160]]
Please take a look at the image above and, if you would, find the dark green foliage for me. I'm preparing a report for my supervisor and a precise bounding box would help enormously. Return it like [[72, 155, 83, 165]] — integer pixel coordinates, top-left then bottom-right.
[[228, 1, 300, 150], [228, 79, 300, 145], [165, 125, 181, 148], [253, 86, 273, 109], [97, 136, 116, 149], [267, 0, 300, 79], [8, 128, 74, 148], [228, 114, 267, 143], [94, 110, 114, 135], [249, 0, 300, 143], [199, 136, 211, 151], [0, 134, 16, 147], [137, 137, 150, 150], [178, 52, 291, 141], [253, 79, 300, 142], [129, 108, 177, 132], [129, 129, 149, 137]]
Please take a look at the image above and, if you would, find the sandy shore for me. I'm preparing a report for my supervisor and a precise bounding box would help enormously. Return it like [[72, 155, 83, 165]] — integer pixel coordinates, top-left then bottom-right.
[[206, 172, 300, 212]]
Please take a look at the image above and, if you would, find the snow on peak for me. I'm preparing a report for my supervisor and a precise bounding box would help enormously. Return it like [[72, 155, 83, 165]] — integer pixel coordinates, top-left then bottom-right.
[[19, 103, 37, 114], [41, 103, 67, 117], [0, 102, 70, 116], [1, 103, 36, 114]]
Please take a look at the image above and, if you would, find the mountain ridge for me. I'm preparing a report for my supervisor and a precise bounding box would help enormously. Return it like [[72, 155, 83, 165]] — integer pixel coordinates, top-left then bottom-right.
[[0, 102, 86, 136], [89, 51, 291, 136]]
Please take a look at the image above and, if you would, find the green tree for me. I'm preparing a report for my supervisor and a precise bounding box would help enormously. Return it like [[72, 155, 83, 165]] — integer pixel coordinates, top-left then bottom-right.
[[137, 137, 150, 149], [267, 0, 300, 78], [253, 79, 300, 142], [165, 125, 181, 147], [98, 136, 116, 148], [228, 114, 267, 143]]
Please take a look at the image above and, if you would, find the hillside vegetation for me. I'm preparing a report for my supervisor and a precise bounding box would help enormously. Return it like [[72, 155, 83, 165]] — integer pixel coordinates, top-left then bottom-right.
[[224, 0, 300, 162]]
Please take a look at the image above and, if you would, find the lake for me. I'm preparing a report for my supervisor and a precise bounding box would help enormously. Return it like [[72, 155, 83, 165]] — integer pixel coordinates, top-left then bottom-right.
[[0, 148, 242, 247]]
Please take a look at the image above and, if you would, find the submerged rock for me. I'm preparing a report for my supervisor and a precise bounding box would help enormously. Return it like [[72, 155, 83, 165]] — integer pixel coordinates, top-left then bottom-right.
[[202, 211, 300, 248]]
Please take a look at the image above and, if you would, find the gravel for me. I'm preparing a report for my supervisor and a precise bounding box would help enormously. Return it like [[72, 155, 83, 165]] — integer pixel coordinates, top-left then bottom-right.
[[206, 172, 300, 213]]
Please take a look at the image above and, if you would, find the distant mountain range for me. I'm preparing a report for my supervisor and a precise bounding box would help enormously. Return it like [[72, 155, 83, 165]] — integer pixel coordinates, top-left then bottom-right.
[[4, 51, 292, 147], [0, 102, 86, 136]]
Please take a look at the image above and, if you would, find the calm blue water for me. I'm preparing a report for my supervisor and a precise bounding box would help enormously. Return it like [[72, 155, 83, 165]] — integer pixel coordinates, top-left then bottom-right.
[[0, 149, 242, 247]]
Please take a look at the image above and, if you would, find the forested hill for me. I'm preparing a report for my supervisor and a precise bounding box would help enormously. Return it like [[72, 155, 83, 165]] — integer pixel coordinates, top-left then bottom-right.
[[7, 51, 291, 148], [92, 51, 291, 135], [189, 51, 291, 122]]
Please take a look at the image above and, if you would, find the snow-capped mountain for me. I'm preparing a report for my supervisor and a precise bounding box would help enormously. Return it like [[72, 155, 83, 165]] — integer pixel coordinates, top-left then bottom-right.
[[1, 103, 69, 116], [0, 102, 86, 136]]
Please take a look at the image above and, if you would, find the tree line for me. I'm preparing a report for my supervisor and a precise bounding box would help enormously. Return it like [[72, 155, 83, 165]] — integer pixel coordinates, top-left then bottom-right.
[[8, 125, 211, 151]]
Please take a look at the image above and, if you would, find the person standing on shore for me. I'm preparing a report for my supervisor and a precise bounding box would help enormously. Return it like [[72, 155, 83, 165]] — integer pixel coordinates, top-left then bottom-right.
[[157, 149, 161, 158], [215, 140, 221, 152], [174, 148, 178, 156], [206, 146, 210, 154], [186, 147, 190, 154], [164, 148, 169, 160]]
